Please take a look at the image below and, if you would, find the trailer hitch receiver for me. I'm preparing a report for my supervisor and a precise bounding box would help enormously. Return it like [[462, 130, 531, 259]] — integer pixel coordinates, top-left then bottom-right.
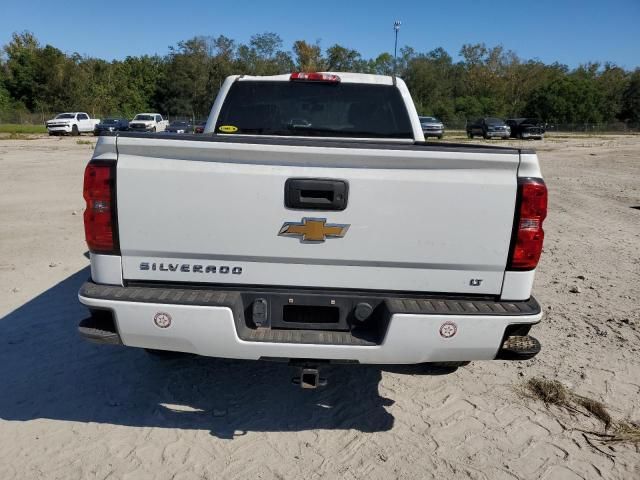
[[292, 367, 327, 389]]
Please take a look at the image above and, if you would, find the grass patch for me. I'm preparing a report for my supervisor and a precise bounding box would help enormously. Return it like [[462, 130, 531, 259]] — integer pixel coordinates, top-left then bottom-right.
[[76, 139, 93, 145], [521, 377, 639, 447], [524, 377, 570, 406], [608, 422, 640, 444], [0, 123, 47, 134], [0, 132, 40, 140]]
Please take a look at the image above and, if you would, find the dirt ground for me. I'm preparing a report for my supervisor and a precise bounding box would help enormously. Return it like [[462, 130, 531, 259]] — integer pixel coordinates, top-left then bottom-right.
[[0, 134, 638, 480]]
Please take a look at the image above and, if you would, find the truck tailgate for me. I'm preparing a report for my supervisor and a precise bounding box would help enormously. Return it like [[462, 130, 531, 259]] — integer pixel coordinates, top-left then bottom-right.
[[115, 136, 519, 295]]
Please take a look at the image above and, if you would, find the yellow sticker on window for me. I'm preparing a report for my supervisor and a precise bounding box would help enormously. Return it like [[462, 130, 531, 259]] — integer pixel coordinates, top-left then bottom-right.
[[219, 125, 238, 133]]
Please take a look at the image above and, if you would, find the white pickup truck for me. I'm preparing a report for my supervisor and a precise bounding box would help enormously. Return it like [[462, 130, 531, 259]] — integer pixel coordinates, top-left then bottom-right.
[[78, 72, 547, 388], [46, 112, 100, 136], [128, 113, 169, 133]]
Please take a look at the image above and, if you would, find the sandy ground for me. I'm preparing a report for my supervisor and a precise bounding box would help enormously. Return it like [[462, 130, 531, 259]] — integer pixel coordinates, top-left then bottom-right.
[[0, 134, 638, 479]]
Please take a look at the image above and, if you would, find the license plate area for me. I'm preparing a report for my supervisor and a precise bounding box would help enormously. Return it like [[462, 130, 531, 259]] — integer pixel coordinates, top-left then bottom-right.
[[241, 292, 379, 332], [283, 305, 340, 326], [272, 296, 349, 331]]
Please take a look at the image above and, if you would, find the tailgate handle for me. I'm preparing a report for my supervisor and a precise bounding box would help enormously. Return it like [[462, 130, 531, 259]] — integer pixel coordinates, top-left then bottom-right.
[[285, 178, 348, 211]]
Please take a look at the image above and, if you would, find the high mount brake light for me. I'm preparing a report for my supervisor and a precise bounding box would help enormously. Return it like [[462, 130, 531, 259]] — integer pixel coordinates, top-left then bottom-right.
[[508, 178, 547, 270], [83, 162, 118, 254], [289, 72, 341, 83]]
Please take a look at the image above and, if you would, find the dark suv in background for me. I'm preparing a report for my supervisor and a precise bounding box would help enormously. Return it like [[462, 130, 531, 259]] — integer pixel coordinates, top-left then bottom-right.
[[506, 118, 545, 139], [94, 118, 129, 135], [466, 117, 510, 139]]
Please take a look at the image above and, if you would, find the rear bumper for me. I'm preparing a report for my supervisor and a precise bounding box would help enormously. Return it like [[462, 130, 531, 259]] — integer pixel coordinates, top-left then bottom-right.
[[78, 281, 542, 364]]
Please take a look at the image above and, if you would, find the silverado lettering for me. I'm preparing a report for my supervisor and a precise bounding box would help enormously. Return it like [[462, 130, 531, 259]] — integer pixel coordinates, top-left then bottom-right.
[[139, 262, 242, 274]]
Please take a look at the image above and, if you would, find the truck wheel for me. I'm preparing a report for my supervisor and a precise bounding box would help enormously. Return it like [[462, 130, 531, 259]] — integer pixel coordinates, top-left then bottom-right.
[[151, 127, 156, 133], [71, 125, 79, 136], [48, 131, 54, 136], [437, 135, 443, 140], [468, 132, 474, 139], [483, 134, 489, 140]]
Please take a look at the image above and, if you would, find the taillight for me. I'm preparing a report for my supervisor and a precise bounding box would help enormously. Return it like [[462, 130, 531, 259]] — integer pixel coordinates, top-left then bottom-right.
[[290, 72, 341, 83], [507, 178, 547, 270], [83, 162, 118, 254]]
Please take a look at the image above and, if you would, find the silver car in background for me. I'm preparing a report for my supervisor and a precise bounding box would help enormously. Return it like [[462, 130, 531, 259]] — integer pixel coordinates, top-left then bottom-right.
[[419, 116, 445, 139]]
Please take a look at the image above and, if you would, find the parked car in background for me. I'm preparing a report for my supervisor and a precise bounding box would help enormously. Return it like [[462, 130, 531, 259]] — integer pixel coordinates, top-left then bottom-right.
[[466, 117, 510, 139], [419, 116, 444, 139], [129, 113, 168, 133], [506, 118, 545, 140], [94, 118, 129, 136], [165, 120, 194, 134], [46, 112, 100, 136], [194, 120, 206, 134]]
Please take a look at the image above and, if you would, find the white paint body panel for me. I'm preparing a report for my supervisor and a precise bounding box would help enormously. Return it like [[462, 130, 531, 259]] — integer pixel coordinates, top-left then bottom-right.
[[501, 270, 536, 301], [114, 137, 520, 294], [79, 294, 542, 363], [90, 253, 123, 286]]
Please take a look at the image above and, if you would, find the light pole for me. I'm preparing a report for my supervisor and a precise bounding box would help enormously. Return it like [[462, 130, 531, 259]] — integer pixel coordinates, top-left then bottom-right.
[[393, 20, 402, 77]]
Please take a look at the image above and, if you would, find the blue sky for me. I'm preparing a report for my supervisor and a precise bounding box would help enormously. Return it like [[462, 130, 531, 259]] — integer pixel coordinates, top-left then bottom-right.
[[2, 0, 639, 69]]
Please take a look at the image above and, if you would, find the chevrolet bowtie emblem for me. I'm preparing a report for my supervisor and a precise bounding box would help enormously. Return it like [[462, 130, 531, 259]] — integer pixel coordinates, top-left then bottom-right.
[[278, 218, 350, 243]]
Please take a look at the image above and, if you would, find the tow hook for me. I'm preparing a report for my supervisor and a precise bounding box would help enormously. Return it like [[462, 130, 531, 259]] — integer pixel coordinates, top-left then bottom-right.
[[291, 365, 327, 389]]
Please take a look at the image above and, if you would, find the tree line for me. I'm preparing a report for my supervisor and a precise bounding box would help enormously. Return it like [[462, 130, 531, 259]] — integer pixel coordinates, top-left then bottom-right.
[[1, 31, 639, 126]]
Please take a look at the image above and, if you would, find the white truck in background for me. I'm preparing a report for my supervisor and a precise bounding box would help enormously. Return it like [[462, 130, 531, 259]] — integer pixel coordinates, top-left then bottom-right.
[[78, 72, 547, 388], [128, 113, 169, 133], [46, 112, 100, 136]]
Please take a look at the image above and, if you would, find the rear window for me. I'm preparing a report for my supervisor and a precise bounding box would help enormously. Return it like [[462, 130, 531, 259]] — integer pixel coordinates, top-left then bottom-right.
[[215, 80, 413, 138]]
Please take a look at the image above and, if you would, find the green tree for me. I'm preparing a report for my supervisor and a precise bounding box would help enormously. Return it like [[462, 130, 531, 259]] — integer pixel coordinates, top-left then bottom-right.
[[325, 44, 363, 72], [0, 31, 638, 128], [3, 31, 41, 110], [237, 33, 293, 75], [620, 69, 640, 124], [292, 40, 325, 72]]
